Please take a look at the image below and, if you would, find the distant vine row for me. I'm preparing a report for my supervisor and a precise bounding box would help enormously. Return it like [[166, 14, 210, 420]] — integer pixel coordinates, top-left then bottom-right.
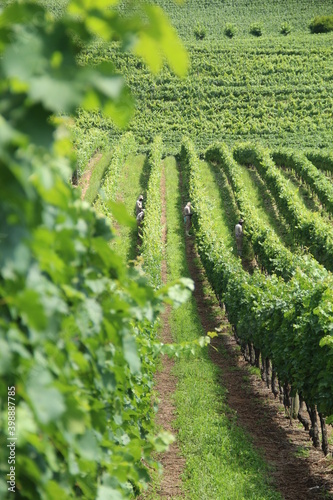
[[234, 144, 333, 272], [306, 150, 333, 175], [272, 149, 333, 216]]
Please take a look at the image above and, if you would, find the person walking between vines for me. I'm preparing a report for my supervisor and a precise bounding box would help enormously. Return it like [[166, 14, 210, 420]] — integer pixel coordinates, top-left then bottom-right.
[[136, 208, 145, 230], [136, 194, 144, 216], [184, 202, 193, 236], [235, 218, 244, 256]]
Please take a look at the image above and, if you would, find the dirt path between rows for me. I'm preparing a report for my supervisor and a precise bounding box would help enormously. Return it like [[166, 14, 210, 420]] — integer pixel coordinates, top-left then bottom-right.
[[183, 230, 333, 500], [144, 163, 185, 499]]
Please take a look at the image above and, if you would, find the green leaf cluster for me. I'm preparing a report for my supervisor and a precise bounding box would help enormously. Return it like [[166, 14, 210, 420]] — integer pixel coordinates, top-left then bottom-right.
[[224, 23, 237, 38], [249, 23, 263, 37], [309, 15, 333, 34], [0, 0, 189, 497]]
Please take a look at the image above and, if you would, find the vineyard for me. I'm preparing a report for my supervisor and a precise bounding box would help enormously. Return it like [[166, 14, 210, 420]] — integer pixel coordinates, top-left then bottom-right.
[[1, 0, 333, 499], [77, 4, 333, 154]]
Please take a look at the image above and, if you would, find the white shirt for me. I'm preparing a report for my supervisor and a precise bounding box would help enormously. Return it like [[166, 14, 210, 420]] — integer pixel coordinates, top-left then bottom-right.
[[184, 205, 191, 217], [137, 211, 145, 223], [235, 223, 243, 238], [136, 200, 143, 216]]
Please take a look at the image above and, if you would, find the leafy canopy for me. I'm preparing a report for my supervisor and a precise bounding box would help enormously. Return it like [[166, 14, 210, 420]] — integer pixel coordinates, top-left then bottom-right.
[[0, 0, 190, 498]]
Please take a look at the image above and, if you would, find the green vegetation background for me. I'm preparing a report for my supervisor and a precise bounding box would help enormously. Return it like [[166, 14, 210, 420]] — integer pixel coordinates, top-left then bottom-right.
[[76, 0, 333, 156]]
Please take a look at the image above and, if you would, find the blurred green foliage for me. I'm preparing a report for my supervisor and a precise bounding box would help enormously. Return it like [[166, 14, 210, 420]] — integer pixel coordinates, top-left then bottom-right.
[[0, 0, 191, 498]]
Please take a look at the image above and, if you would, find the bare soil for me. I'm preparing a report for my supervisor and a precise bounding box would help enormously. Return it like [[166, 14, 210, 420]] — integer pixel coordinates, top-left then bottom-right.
[[145, 164, 186, 499], [154, 303, 186, 499]]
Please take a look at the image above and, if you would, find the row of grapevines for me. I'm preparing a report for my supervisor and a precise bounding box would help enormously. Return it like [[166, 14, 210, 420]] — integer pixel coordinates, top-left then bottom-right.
[[306, 150, 333, 175], [205, 143, 322, 281], [234, 144, 333, 272], [141, 136, 164, 289], [70, 115, 110, 178], [0, 138, 188, 498], [82, 35, 333, 154], [94, 132, 137, 217], [272, 149, 333, 216], [180, 137, 333, 450]]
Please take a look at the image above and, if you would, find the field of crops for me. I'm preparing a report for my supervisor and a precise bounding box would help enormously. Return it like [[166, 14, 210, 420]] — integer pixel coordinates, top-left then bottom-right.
[[2, 0, 333, 498], [76, 0, 333, 155]]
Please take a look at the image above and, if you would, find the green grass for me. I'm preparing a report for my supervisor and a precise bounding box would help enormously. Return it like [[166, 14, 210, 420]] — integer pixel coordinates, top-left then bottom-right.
[[202, 159, 257, 262], [248, 365, 262, 378], [110, 153, 147, 262], [163, 155, 282, 500], [294, 446, 311, 459], [83, 152, 112, 204]]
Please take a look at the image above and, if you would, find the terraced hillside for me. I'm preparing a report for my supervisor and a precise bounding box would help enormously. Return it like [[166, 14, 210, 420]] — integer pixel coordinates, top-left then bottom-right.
[[77, 0, 333, 154]]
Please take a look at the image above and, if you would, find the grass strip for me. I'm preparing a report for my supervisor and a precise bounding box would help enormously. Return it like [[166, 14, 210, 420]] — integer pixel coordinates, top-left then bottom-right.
[[164, 155, 282, 500], [142, 136, 164, 288], [111, 153, 146, 262], [83, 151, 112, 204], [94, 132, 137, 217], [235, 162, 294, 247]]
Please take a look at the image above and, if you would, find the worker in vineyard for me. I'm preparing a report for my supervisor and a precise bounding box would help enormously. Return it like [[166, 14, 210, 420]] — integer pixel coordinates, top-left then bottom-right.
[[136, 194, 144, 216], [235, 218, 244, 256], [184, 202, 193, 236], [136, 209, 145, 227]]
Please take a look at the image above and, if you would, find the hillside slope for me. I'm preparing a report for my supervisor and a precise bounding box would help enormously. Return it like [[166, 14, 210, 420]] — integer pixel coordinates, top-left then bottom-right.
[[78, 1, 333, 153]]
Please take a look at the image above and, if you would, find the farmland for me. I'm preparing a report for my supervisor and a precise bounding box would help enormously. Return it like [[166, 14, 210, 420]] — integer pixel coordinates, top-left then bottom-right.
[[79, 36, 333, 153], [76, 0, 333, 154], [77, 1, 333, 495], [1, 0, 333, 499]]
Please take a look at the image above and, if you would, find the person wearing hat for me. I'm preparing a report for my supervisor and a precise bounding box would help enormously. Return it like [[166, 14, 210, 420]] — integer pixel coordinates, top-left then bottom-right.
[[184, 201, 193, 236], [235, 218, 244, 256], [136, 195, 144, 216]]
